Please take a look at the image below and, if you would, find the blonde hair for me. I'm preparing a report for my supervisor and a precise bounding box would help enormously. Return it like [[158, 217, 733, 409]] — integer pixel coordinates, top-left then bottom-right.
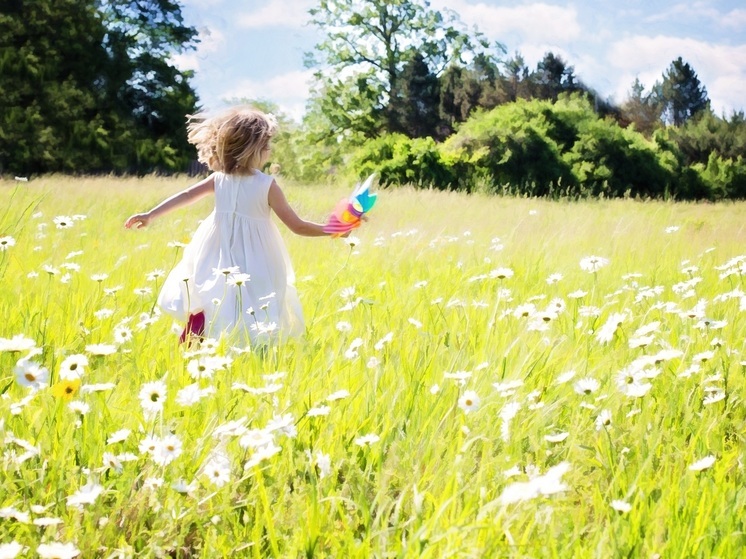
[[187, 106, 278, 174]]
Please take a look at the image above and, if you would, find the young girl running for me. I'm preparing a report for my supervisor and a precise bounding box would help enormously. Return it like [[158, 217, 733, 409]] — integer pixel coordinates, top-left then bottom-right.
[[125, 106, 334, 344]]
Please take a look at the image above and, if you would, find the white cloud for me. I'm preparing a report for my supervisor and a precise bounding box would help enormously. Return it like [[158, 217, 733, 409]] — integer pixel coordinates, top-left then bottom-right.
[[607, 35, 746, 114], [644, 2, 746, 30], [432, 1, 582, 43], [236, 0, 315, 29], [219, 69, 315, 120], [171, 26, 225, 72]]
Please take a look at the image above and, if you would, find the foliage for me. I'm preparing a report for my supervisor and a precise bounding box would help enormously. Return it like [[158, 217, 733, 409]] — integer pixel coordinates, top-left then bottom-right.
[[0, 0, 198, 175], [306, 0, 488, 136], [340, 93, 746, 201], [656, 57, 710, 127], [621, 78, 663, 137], [348, 133, 462, 190]]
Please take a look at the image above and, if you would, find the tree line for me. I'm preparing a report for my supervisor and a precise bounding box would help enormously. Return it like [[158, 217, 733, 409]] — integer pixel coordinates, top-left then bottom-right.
[[2, 0, 744, 199], [0, 0, 198, 175]]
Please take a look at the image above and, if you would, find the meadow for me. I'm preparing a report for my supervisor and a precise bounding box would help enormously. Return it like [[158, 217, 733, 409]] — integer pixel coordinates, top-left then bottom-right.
[[1, 175, 745, 558]]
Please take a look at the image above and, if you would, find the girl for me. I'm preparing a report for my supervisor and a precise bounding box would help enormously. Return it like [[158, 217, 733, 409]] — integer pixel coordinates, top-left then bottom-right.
[[125, 106, 334, 344]]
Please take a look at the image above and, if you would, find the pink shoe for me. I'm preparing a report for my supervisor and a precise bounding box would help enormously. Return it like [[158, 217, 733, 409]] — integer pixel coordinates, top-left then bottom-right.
[[179, 311, 205, 344]]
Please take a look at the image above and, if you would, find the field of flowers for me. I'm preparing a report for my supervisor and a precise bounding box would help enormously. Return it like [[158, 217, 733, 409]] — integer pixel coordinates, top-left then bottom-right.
[[1, 176, 745, 558]]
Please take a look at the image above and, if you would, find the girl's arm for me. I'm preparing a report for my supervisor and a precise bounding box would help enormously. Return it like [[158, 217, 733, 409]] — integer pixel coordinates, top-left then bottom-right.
[[124, 174, 216, 229], [268, 180, 330, 237]]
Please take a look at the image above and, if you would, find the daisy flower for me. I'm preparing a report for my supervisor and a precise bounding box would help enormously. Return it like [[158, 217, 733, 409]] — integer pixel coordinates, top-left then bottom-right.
[[579, 256, 609, 273], [326, 389, 350, 401], [139, 380, 167, 415], [58, 354, 88, 380], [306, 405, 331, 417], [610, 500, 632, 513], [152, 434, 183, 466], [14, 359, 49, 390], [0, 542, 24, 558], [52, 378, 81, 400], [574, 377, 600, 396], [36, 542, 80, 559], [354, 433, 380, 446], [53, 215, 74, 229], [85, 343, 117, 356], [227, 273, 251, 287], [0, 236, 16, 251], [689, 455, 716, 472], [0, 334, 37, 353], [113, 325, 133, 344], [106, 429, 131, 445], [545, 432, 569, 443], [313, 452, 332, 479], [201, 453, 231, 487], [66, 482, 103, 508], [458, 390, 480, 413]]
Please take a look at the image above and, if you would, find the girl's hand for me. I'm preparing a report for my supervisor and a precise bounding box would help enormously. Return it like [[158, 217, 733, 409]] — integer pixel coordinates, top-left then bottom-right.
[[124, 212, 151, 229]]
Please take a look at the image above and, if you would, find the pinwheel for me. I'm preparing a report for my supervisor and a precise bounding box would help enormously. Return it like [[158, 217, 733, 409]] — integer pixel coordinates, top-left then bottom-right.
[[323, 174, 377, 237]]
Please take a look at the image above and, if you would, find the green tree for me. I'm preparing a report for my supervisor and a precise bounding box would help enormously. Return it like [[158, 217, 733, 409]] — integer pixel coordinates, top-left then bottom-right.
[[531, 52, 582, 101], [0, 0, 198, 175], [390, 53, 442, 138], [306, 0, 486, 137], [621, 78, 663, 136], [500, 52, 531, 102], [656, 57, 709, 126], [438, 50, 503, 135], [0, 0, 109, 173]]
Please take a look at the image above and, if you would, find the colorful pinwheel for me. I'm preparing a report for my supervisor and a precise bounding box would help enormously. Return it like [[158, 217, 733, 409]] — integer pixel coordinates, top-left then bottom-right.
[[323, 174, 377, 237]]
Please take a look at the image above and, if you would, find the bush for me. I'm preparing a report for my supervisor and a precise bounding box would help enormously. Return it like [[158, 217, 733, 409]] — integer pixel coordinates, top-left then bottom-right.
[[348, 134, 463, 190]]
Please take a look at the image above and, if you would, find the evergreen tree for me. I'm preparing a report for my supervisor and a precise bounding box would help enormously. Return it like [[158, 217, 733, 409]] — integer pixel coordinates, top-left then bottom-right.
[[500, 52, 531, 102], [0, 0, 198, 174], [621, 78, 662, 136], [306, 0, 487, 138], [390, 53, 442, 138], [657, 57, 709, 126], [531, 52, 580, 101]]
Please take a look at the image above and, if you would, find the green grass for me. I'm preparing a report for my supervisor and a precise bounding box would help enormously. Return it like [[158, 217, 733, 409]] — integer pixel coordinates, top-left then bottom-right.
[[1, 175, 745, 558]]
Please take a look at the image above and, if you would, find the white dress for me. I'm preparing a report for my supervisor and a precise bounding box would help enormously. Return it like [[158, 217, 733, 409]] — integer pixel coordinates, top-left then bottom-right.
[[157, 171, 304, 343]]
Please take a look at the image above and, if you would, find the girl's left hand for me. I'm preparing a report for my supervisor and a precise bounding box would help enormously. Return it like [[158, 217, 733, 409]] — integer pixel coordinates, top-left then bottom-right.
[[124, 213, 151, 229]]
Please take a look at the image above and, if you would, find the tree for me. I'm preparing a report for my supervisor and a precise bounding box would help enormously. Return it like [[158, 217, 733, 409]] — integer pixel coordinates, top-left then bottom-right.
[[657, 57, 709, 126], [501, 52, 531, 102], [307, 0, 487, 137], [438, 50, 503, 135], [621, 78, 662, 136], [390, 53, 442, 138], [0, 0, 199, 175], [531, 52, 581, 101]]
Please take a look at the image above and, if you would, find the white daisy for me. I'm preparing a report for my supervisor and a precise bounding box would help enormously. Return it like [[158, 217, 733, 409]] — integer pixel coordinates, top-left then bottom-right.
[[0, 236, 16, 251], [14, 359, 49, 390], [152, 434, 183, 466], [573, 377, 600, 396], [58, 354, 88, 380], [66, 481, 103, 508], [138, 380, 167, 415], [85, 343, 117, 356], [201, 453, 231, 487], [354, 433, 380, 446], [53, 215, 74, 229], [579, 256, 609, 273], [610, 499, 632, 513], [689, 455, 716, 471], [106, 429, 131, 445], [36, 542, 80, 559], [458, 390, 480, 413]]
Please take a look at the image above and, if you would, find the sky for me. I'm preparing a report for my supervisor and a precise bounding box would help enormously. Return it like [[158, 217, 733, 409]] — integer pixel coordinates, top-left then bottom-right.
[[175, 0, 746, 121]]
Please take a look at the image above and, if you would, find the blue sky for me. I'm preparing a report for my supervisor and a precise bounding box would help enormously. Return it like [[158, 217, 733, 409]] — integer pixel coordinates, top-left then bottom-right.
[[176, 0, 746, 121]]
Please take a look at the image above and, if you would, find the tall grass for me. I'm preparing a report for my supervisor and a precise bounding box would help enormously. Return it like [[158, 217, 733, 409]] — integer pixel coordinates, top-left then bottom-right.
[[1, 176, 744, 558]]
